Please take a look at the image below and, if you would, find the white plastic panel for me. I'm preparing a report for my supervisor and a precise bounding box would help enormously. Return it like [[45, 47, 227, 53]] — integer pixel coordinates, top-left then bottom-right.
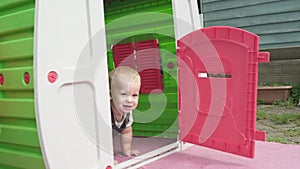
[[172, 0, 202, 40], [34, 0, 113, 168]]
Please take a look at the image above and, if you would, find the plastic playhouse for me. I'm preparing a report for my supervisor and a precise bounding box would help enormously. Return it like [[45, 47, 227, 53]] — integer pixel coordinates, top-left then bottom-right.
[[0, 0, 274, 169]]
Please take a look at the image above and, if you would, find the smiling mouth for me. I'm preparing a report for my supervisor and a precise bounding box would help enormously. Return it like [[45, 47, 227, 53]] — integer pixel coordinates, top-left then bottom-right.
[[123, 105, 133, 109]]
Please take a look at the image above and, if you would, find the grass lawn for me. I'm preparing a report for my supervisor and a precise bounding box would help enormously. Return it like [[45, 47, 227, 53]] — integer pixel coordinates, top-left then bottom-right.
[[256, 105, 300, 144]]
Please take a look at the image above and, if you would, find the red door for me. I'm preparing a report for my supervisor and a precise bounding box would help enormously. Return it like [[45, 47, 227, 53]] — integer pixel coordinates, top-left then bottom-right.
[[177, 26, 269, 158]]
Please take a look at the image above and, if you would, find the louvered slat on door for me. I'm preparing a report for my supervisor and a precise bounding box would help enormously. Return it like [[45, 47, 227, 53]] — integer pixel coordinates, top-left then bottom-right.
[[136, 40, 163, 93], [112, 43, 136, 69]]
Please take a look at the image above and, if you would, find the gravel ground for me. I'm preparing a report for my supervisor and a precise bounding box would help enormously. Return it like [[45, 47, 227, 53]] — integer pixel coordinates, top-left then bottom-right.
[[256, 105, 300, 144]]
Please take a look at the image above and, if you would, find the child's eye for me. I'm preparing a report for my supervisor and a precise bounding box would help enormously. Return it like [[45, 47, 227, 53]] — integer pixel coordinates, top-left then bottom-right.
[[132, 94, 138, 97], [121, 93, 127, 96]]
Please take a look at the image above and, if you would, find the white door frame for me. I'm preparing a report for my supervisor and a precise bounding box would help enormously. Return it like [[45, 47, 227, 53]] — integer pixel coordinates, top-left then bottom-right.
[[34, 0, 113, 168]]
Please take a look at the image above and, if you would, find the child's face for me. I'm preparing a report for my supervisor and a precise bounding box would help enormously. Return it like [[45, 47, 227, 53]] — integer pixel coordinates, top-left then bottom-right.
[[111, 75, 141, 114]]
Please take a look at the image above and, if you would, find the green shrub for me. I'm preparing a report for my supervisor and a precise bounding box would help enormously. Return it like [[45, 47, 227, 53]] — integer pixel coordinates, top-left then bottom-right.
[[271, 114, 290, 125], [267, 136, 289, 144], [272, 99, 295, 109], [257, 99, 264, 105], [257, 110, 267, 120], [294, 113, 300, 126], [270, 113, 300, 125], [290, 84, 300, 105], [284, 129, 300, 137]]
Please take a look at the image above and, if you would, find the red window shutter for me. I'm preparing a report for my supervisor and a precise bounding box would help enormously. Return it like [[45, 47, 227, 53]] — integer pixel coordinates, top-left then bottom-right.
[[112, 43, 135, 69], [135, 40, 163, 93]]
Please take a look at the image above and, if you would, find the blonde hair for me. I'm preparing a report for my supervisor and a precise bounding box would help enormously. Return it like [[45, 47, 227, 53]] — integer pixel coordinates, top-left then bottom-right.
[[109, 66, 140, 89]]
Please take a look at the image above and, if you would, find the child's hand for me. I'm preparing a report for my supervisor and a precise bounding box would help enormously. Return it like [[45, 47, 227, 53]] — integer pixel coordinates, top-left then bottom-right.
[[123, 149, 139, 157], [131, 149, 139, 156]]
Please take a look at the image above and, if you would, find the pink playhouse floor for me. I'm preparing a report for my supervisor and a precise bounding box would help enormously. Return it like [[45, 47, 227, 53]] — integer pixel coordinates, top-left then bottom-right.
[[114, 136, 300, 169], [144, 141, 300, 169], [113, 136, 177, 163]]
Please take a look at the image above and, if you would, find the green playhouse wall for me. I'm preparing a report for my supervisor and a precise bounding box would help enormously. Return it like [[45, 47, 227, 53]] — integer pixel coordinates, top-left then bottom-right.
[[0, 0, 179, 168], [104, 0, 178, 138], [0, 0, 45, 168]]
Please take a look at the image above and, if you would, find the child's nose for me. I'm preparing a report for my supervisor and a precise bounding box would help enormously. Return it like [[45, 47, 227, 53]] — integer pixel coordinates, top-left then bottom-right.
[[126, 96, 133, 102]]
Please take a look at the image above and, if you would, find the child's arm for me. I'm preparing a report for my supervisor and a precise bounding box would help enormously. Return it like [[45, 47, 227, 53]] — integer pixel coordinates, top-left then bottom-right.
[[121, 126, 139, 157]]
